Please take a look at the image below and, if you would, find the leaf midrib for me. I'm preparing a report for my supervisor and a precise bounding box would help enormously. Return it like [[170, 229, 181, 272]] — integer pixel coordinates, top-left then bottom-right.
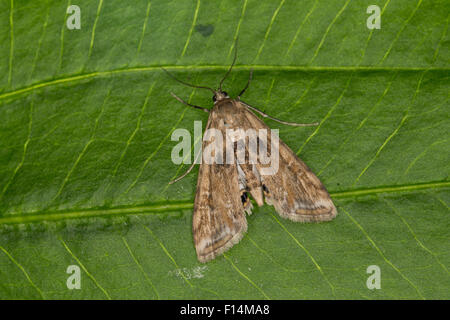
[[1, 65, 448, 102], [1, 180, 448, 225]]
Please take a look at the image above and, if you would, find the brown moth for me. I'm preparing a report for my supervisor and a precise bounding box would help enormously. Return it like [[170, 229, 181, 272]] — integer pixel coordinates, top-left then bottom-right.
[[165, 54, 337, 263]]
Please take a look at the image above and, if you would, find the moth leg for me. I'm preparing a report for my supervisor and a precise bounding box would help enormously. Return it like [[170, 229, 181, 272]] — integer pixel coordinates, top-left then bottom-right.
[[237, 69, 253, 99], [170, 92, 210, 113], [169, 151, 201, 184], [169, 162, 196, 184], [242, 101, 319, 127]]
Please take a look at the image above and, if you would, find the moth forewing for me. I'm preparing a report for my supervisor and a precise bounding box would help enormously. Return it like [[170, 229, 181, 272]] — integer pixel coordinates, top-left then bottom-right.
[[193, 103, 248, 262], [238, 101, 337, 222]]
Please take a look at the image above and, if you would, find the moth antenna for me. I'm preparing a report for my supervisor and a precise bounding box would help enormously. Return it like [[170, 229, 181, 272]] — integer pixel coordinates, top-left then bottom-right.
[[162, 68, 215, 93], [219, 40, 238, 91], [170, 92, 210, 113], [237, 69, 253, 98], [243, 102, 319, 127], [169, 152, 201, 184]]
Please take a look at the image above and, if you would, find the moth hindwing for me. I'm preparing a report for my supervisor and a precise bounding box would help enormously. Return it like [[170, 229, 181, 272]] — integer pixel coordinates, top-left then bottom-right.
[[166, 64, 337, 263]]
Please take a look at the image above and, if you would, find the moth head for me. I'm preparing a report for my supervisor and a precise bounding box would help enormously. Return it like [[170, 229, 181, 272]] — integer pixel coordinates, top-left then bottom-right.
[[212, 91, 229, 103]]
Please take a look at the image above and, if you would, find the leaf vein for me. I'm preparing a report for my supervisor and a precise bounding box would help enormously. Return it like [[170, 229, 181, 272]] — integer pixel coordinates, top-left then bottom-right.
[[318, 71, 397, 176], [270, 212, 336, 297], [124, 89, 196, 195], [0, 66, 446, 103], [181, 0, 200, 57], [58, 236, 112, 299], [29, 4, 50, 81], [378, 0, 423, 65], [254, 0, 286, 62], [285, 0, 318, 57], [8, 0, 14, 87], [353, 71, 426, 186], [136, 1, 152, 58], [0, 181, 448, 225], [0, 244, 45, 299], [58, 0, 72, 72], [228, 0, 248, 58], [403, 139, 448, 176], [384, 199, 449, 276], [358, 0, 392, 63], [340, 206, 425, 299], [122, 236, 160, 299], [247, 236, 303, 273], [308, 0, 350, 65], [432, 13, 449, 63], [87, 0, 104, 60], [141, 224, 193, 288], [51, 87, 110, 203], [105, 82, 155, 195], [0, 98, 34, 201], [296, 73, 353, 155], [223, 253, 271, 299]]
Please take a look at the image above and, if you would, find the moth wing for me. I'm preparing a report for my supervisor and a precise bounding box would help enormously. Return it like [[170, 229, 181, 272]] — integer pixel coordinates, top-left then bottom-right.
[[240, 101, 337, 222], [193, 110, 248, 263]]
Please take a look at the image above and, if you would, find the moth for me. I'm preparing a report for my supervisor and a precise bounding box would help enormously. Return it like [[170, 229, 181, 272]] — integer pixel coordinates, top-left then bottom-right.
[[164, 53, 337, 263]]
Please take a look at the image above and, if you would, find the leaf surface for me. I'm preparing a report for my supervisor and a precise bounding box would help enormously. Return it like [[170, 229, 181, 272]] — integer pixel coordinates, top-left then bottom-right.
[[0, 0, 449, 299]]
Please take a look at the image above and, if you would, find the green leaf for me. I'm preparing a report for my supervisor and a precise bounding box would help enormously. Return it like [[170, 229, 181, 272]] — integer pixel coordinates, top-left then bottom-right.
[[0, 0, 449, 299]]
